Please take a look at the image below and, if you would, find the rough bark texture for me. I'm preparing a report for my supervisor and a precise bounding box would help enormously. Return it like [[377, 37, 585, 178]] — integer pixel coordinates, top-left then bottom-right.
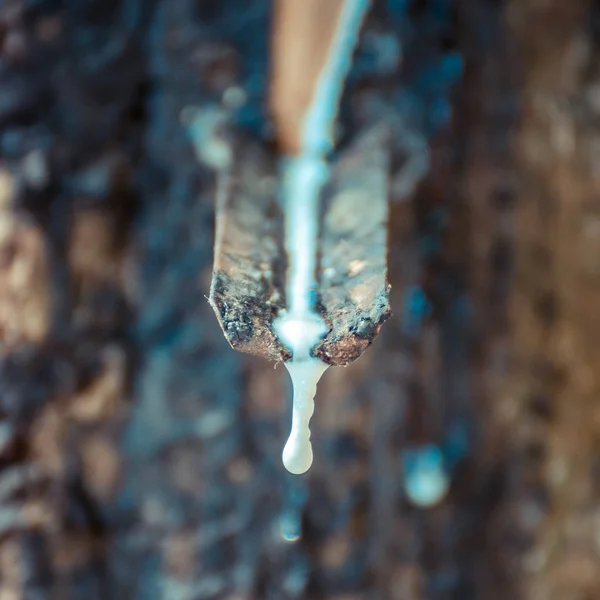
[[1, 1, 599, 599], [314, 125, 391, 367], [501, 2, 600, 599], [209, 131, 288, 364]]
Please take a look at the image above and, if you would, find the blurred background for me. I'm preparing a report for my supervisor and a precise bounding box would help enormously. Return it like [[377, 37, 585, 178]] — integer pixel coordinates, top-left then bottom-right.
[[1, 0, 599, 599]]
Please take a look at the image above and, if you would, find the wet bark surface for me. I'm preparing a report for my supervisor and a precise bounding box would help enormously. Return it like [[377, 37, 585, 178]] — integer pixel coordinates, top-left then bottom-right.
[[1, 1, 599, 599]]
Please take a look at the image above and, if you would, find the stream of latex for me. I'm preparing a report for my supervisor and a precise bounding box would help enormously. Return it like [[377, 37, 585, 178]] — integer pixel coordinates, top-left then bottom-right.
[[273, 0, 370, 475]]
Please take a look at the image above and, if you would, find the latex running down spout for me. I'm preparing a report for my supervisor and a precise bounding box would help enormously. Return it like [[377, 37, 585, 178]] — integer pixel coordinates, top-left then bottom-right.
[[272, 0, 372, 474]]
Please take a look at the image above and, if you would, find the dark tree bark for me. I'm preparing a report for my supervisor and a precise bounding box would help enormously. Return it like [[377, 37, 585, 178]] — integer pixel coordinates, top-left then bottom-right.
[[1, 1, 599, 599]]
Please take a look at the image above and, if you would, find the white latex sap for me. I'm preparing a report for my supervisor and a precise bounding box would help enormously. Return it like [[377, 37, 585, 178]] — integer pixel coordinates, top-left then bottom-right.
[[282, 356, 328, 474], [274, 0, 370, 475], [274, 154, 330, 474], [274, 311, 328, 475]]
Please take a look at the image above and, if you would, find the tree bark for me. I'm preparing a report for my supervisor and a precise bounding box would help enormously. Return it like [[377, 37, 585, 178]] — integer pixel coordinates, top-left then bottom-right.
[[2, 1, 600, 599]]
